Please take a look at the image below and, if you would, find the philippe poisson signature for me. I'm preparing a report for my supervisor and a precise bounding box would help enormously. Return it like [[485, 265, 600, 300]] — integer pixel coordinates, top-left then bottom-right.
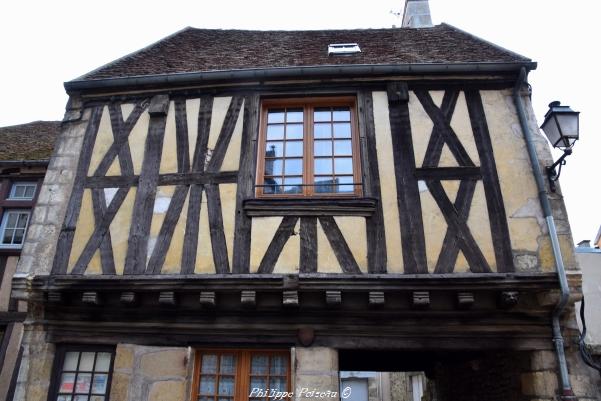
[[249, 386, 352, 399]]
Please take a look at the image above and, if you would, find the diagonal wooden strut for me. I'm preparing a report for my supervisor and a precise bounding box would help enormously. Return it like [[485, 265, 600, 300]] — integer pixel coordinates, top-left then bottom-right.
[[426, 180, 492, 273]]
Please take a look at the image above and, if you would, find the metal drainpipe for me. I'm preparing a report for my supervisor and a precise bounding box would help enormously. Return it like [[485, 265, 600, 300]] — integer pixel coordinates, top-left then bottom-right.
[[513, 67, 575, 399]]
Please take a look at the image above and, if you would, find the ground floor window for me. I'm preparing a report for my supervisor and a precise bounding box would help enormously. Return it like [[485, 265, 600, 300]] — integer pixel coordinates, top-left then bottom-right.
[[49, 346, 115, 401], [192, 349, 291, 401]]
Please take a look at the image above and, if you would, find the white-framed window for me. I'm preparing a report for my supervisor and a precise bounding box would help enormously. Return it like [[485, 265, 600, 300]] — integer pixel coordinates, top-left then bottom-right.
[[0, 210, 31, 248], [8, 182, 37, 200]]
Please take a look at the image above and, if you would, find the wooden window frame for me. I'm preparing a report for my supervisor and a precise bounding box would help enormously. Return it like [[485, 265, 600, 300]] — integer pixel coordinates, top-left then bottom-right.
[[47, 345, 116, 401], [256, 96, 363, 198], [191, 349, 291, 401], [0, 209, 31, 249]]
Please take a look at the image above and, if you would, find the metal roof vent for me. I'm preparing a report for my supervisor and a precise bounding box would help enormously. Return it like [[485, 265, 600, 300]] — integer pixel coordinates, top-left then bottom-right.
[[328, 43, 361, 55]]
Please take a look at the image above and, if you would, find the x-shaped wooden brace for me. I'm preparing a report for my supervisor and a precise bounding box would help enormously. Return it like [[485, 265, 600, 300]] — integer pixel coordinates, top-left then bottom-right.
[[72, 101, 148, 274], [415, 90, 490, 273]]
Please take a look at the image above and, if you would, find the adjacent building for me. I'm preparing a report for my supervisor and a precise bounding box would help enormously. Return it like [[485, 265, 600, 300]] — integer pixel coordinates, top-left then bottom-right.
[[9, 3, 601, 400], [0, 121, 61, 400]]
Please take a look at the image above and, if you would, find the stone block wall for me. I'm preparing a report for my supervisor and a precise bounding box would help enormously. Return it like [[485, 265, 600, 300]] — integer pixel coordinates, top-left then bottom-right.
[[110, 344, 191, 401], [16, 98, 88, 277]]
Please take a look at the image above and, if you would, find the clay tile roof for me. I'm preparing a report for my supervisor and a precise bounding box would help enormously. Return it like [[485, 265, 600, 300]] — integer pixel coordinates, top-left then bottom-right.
[[78, 23, 531, 81], [0, 121, 61, 161]]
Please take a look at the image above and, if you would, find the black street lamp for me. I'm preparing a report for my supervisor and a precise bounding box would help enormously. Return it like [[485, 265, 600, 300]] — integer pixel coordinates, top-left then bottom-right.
[[540, 101, 580, 192]]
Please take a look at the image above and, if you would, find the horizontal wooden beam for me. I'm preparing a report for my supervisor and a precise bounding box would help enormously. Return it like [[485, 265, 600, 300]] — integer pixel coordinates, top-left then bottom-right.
[[84, 171, 238, 188], [244, 197, 377, 217], [18, 273, 561, 295]]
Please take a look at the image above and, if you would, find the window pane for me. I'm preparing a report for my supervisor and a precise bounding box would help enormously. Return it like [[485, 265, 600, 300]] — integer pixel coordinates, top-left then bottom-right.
[[333, 108, 351, 121], [286, 109, 303, 123], [16, 213, 29, 228], [59, 373, 76, 393], [315, 177, 336, 193], [283, 177, 302, 194], [201, 355, 217, 374], [57, 396, 73, 401], [6, 213, 18, 227], [314, 158, 333, 175], [285, 141, 303, 157], [79, 353, 95, 371], [64, 352, 80, 371], [266, 124, 284, 140], [265, 159, 283, 176], [90, 396, 104, 401], [267, 110, 285, 123], [334, 176, 355, 193], [334, 140, 352, 156], [270, 356, 287, 375], [251, 355, 269, 375], [25, 185, 36, 198], [199, 397, 213, 401], [334, 158, 353, 174], [263, 177, 283, 194], [265, 141, 283, 158], [220, 354, 236, 374], [270, 376, 287, 392], [74, 396, 89, 401], [14, 186, 25, 198], [314, 108, 331, 122], [284, 159, 302, 175], [75, 373, 92, 393], [92, 374, 108, 394], [250, 376, 267, 390], [94, 353, 111, 373], [314, 140, 332, 156], [218, 376, 235, 396], [286, 124, 303, 139], [314, 123, 331, 138], [333, 123, 351, 138], [2, 229, 14, 244], [13, 229, 25, 245], [200, 376, 216, 394]]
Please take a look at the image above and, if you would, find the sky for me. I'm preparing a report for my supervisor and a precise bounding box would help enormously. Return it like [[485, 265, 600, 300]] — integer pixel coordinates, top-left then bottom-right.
[[0, 0, 599, 242]]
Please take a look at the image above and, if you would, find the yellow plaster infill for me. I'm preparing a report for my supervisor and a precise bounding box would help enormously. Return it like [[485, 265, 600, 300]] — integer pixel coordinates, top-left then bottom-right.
[[186, 98, 200, 164], [316, 221, 342, 273], [250, 217, 282, 273], [408, 91, 434, 168], [465, 181, 496, 271], [219, 183, 237, 269], [162, 188, 190, 274], [121, 103, 135, 120], [220, 99, 244, 171], [420, 187, 446, 273], [208, 97, 233, 155], [334, 217, 368, 273], [273, 219, 300, 274], [147, 186, 175, 269], [67, 189, 101, 274], [372, 91, 404, 273], [480, 90, 543, 255], [195, 190, 214, 274], [88, 106, 119, 176], [539, 235, 575, 273], [451, 92, 480, 165], [159, 102, 178, 174], [110, 188, 137, 275], [128, 110, 150, 175]]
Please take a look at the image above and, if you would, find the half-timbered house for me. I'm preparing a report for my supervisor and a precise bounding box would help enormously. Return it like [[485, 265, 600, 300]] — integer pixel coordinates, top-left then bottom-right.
[[10, 3, 601, 400]]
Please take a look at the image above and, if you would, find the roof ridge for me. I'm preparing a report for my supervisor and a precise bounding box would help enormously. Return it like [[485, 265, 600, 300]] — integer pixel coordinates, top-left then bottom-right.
[[440, 22, 531, 62], [71, 26, 195, 82]]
